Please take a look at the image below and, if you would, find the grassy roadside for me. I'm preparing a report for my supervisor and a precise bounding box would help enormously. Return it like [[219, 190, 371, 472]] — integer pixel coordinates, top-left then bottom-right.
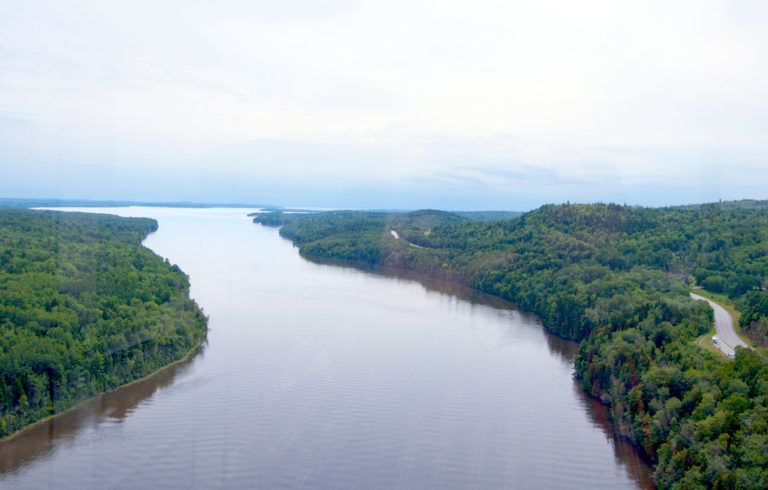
[[696, 327, 723, 357], [691, 287, 752, 349]]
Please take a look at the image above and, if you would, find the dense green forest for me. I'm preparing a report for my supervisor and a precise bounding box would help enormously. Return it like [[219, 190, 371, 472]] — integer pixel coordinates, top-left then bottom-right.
[[258, 201, 768, 488], [0, 209, 207, 439], [251, 209, 522, 228]]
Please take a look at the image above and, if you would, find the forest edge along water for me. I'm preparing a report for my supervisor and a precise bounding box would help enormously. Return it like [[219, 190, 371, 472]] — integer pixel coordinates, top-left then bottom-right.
[[1, 207, 654, 489], [263, 203, 768, 487], [0, 208, 208, 443]]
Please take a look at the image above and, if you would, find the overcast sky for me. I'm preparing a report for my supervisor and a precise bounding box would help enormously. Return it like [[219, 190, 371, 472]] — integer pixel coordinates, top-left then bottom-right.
[[1, 0, 767, 210]]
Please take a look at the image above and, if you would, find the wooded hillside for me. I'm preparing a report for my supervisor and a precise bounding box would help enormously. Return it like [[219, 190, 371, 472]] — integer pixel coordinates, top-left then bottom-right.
[[266, 201, 768, 488], [0, 209, 207, 438]]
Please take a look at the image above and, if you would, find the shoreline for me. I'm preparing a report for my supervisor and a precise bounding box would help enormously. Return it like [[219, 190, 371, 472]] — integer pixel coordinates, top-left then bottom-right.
[[299, 249, 584, 343], [0, 335, 207, 445], [296, 247, 661, 470]]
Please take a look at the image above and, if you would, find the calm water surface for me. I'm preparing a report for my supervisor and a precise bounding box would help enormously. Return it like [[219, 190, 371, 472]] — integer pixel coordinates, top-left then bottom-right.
[[0, 207, 654, 489]]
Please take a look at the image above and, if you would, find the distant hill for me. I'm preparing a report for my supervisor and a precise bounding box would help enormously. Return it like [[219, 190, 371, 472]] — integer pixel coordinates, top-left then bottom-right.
[[453, 210, 523, 221], [669, 199, 768, 212], [252, 208, 522, 229]]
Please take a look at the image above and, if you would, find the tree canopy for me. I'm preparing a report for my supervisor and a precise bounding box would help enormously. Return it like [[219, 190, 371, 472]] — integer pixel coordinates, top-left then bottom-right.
[[0, 209, 207, 438]]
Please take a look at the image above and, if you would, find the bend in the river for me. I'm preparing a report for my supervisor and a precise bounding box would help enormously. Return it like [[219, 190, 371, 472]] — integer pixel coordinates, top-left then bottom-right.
[[0, 208, 654, 489]]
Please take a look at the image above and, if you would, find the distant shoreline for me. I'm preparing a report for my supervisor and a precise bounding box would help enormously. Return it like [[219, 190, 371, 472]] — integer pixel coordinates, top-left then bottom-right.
[[0, 197, 275, 209]]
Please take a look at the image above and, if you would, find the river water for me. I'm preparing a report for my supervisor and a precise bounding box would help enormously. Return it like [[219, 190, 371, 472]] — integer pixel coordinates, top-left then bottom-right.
[[0, 207, 654, 489]]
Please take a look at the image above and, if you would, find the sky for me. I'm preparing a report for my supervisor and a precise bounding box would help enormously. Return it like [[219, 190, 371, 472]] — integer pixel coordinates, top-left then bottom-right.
[[1, 0, 767, 210]]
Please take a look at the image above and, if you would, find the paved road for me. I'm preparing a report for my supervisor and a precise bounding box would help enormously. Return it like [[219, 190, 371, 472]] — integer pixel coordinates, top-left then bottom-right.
[[691, 292, 750, 358], [390, 229, 424, 249]]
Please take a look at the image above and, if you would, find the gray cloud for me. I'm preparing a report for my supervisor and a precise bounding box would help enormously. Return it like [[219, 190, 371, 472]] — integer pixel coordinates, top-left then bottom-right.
[[1, 0, 766, 208]]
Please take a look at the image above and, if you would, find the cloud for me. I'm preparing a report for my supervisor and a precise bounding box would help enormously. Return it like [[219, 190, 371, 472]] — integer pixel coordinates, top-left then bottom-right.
[[0, 0, 767, 207]]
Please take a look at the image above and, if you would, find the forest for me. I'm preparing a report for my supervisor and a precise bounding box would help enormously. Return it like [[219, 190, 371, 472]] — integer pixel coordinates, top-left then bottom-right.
[[0, 209, 208, 439], [256, 200, 768, 488]]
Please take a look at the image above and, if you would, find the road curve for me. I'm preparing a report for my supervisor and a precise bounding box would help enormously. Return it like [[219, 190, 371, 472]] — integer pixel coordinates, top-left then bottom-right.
[[691, 292, 749, 358], [390, 229, 425, 249]]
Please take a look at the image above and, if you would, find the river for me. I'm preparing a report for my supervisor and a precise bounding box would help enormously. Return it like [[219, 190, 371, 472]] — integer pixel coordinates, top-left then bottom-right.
[[0, 207, 654, 489]]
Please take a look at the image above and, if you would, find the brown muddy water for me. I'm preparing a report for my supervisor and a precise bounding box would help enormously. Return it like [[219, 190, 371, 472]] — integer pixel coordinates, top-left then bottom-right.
[[0, 207, 654, 489]]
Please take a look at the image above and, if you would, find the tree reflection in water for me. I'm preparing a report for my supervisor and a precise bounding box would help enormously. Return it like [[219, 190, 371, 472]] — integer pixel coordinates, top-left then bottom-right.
[[0, 342, 205, 475]]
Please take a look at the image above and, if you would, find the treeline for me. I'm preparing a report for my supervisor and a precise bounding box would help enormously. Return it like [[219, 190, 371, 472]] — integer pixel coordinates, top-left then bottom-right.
[[274, 201, 768, 487], [252, 208, 520, 229], [0, 209, 207, 438], [740, 291, 768, 347], [250, 211, 307, 227]]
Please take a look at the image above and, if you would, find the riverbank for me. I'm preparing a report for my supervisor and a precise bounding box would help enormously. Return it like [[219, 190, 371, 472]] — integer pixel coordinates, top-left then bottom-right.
[[0, 209, 209, 440], [0, 335, 206, 444], [272, 203, 768, 486], [0, 207, 653, 489]]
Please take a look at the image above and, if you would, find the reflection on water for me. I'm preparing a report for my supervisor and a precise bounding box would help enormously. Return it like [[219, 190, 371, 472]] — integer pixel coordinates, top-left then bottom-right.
[[1, 208, 656, 489], [0, 343, 204, 475], [305, 251, 656, 489], [575, 385, 656, 489]]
